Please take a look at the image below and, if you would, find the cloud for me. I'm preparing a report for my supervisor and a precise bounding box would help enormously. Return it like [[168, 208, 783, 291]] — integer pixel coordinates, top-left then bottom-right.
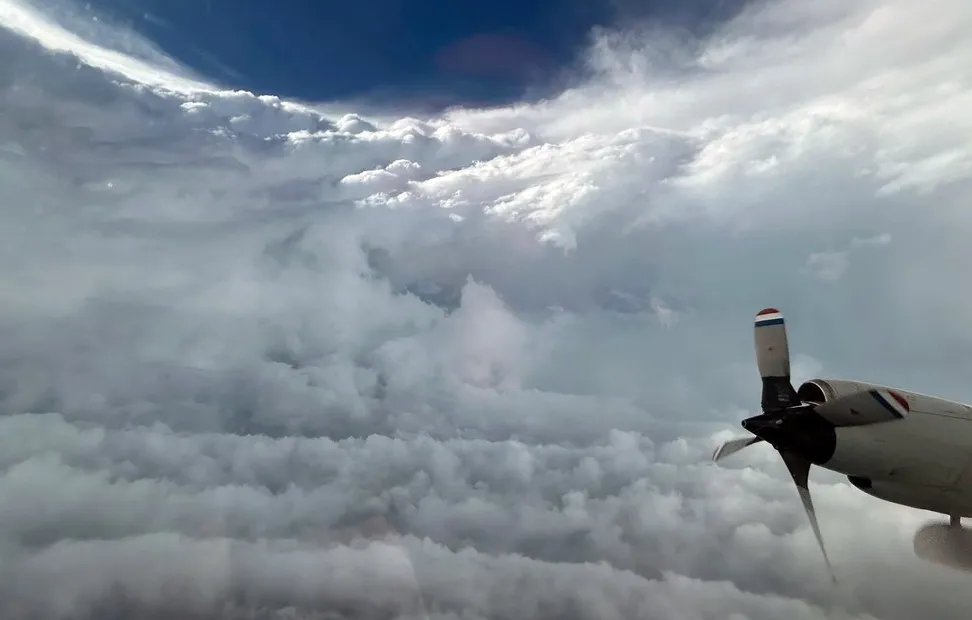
[[803, 232, 891, 281], [804, 251, 851, 281], [0, 0, 210, 93], [2, 0, 972, 618]]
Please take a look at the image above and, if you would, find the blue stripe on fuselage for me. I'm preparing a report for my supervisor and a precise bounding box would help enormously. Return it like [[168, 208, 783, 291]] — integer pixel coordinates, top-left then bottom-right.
[[869, 390, 904, 419]]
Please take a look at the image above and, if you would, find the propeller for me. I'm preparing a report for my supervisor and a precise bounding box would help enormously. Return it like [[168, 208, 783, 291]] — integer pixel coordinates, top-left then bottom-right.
[[712, 308, 837, 583], [712, 436, 762, 461]]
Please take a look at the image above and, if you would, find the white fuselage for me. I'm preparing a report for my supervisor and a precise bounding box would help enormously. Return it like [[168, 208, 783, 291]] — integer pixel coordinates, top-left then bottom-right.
[[814, 379, 972, 517]]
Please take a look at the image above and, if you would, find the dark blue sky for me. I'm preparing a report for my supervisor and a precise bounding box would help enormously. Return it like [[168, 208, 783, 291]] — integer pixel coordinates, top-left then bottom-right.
[[86, 0, 745, 109]]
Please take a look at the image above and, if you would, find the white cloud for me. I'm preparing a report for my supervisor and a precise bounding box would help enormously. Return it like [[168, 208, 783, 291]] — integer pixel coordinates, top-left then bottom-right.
[[804, 251, 851, 281], [850, 232, 892, 248], [2, 0, 972, 617], [803, 232, 892, 281], [0, 0, 210, 93]]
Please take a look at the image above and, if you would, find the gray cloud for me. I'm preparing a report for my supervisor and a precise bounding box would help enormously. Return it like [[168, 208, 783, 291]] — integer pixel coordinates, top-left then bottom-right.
[[2, 0, 972, 617]]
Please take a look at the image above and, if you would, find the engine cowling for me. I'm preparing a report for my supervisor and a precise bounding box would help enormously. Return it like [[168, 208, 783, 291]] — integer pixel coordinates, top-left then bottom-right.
[[796, 378, 912, 428], [796, 378, 883, 404]]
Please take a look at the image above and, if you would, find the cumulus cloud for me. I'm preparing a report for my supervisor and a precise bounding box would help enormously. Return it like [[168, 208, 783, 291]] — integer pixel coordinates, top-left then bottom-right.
[[2, 0, 972, 618]]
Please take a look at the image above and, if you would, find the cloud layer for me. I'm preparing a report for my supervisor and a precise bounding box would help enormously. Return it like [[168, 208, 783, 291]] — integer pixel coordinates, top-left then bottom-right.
[[2, 0, 972, 617]]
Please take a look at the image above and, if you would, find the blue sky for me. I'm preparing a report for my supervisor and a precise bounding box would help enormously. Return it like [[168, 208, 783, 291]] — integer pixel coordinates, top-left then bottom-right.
[[84, 0, 746, 108]]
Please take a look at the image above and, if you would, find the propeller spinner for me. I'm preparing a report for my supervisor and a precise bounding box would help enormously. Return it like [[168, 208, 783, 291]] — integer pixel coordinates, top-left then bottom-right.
[[713, 308, 837, 583]]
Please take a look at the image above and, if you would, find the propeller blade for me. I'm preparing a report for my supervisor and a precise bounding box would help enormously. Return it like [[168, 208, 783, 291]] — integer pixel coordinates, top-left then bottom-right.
[[754, 308, 800, 412], [713, 436, 763, 462], [779, 449, 837, 584]]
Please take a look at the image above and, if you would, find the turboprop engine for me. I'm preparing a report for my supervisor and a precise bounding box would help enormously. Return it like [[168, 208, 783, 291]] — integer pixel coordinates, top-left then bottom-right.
[[712, 308, 910, 582]]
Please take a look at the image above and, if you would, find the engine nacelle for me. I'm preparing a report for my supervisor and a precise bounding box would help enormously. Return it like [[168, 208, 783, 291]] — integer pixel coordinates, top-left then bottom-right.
[[796, 378, 883, 404]]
